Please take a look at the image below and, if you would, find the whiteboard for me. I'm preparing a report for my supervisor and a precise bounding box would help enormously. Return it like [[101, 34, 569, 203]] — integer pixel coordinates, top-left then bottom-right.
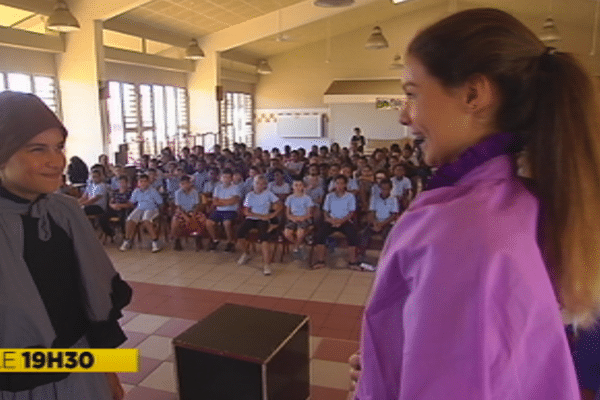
[[277, 112, 323, 138]]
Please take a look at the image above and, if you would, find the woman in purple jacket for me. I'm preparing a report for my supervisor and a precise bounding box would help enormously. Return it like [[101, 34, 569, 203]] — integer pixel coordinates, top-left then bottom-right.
[[351, 8, 600, 400]]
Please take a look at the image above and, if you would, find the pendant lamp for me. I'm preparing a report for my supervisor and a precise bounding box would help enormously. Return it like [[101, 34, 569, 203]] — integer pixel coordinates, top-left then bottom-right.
[[185, 39, 205, 60], [365, 26, 389, 50], [389, 54, 404, 69], [539, 17, 561, 45], [47, 1, 80, 32], [257, 60, 273, 75]]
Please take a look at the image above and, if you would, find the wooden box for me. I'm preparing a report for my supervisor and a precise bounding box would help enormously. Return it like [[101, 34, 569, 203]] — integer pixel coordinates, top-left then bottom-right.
[[173, 303, 310, 400]]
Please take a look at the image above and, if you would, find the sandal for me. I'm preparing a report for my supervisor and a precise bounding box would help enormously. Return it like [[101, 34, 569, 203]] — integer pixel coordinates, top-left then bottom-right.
[[310, 260, 326, 270]]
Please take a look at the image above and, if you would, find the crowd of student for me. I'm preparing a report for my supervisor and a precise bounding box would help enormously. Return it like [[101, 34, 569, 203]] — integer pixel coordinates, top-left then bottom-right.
[[62, 139, 432, 275]]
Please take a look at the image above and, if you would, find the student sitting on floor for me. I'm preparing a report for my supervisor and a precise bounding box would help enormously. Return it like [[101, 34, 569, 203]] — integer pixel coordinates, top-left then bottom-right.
[[312, 175, 359, 270], [283, 179, 315, 260], [236, 175, 282, 276], [171, 175, 206, 251], [205, 168, 240, 252], [357, 178, 399, 271], [119, 173, 163, 253]]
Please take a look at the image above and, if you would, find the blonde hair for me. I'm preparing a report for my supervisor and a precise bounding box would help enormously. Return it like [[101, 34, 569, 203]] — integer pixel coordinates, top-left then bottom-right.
[[409, 8, 600, 327]]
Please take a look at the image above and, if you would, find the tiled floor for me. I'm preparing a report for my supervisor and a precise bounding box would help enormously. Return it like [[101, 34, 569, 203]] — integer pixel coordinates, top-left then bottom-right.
[[106, 241, 376, 400]]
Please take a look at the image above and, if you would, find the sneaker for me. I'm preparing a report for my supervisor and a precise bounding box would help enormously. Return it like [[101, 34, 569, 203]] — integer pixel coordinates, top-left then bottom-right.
[[225, 242, 235, 252], [173, 239, 183, 251], [208, 240, 219, 251], [291, 248, 301, 260], [119, 240, 131, 252], [360, 262, 376, 272], [151, 241, 161, 253], [263, 265, 272, 276], [237, 253, 251, 265]]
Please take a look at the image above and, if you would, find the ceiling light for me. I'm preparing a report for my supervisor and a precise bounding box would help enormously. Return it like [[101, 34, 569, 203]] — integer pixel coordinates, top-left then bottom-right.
[[46, 1, 79, 32], [257, 60, 273, 75], [365, 26, 389, 50], [391, 0, 409, 3], [539, 17, 561, 45], [314, 0, 354, 6], [185, 39, 204, 60], [389, 54, 404, 69]]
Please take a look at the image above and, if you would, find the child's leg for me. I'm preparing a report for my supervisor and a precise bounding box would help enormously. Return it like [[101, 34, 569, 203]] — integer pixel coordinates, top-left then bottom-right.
[[283, 228, 295, 246], [296, 228, 307, 247], [260, 241, 271, 265], [125, 220, 137, 240], [171, 215, 182, 239], [143, 219, 158, 240], [205, 218, 217, 241], [223, 219, 235, 243]]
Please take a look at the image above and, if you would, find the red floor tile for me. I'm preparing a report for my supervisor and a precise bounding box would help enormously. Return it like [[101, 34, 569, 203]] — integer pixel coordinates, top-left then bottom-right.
[[312, 338, 359, 363], [311, 385, 350, 400], [124, 386, 177, 400], [329, 304, 364, 318], [322, 314, 357, 331], [247, 295, 280, 309], [317, 327, 352, 340], [224, 292, 255, 305], [273, 298, 306, 313], [301, 301, 335, 315], [153, 318, 197, 338], [308, 313, 328, 331]]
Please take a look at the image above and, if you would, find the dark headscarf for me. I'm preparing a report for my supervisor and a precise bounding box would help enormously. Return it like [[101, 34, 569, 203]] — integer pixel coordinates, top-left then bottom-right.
[[0, 91, 67, 165]]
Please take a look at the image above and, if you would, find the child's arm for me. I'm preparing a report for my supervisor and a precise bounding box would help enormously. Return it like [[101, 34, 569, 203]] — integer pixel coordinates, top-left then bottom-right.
[[269, 202, 283, 219]]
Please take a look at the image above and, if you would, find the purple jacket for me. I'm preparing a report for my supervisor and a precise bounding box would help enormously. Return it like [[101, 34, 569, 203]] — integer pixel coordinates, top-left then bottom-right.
[[356, 155, 579, 400]]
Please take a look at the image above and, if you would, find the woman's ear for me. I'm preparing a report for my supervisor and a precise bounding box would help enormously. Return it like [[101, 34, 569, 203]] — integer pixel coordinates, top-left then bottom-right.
[[462, 74, 499, 114]]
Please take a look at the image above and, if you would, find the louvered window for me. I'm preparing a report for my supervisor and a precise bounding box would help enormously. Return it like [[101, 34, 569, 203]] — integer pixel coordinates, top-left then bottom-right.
[[1, 72, 59, 115], [219, 91, 254, 150], [106, 81, 189, 164]]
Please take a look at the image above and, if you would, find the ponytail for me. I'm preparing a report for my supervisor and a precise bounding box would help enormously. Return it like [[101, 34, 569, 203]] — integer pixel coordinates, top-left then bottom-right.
[[408, 8, 600, 328], [529, 52, 600, 327]]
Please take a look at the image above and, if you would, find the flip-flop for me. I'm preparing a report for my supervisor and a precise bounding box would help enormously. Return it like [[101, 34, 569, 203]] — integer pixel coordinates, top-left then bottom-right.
[[310, 260, 326, 270]]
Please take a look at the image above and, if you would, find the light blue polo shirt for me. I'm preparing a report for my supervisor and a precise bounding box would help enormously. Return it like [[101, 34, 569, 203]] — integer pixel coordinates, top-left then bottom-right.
[[268, 181, 291, 196], [328, 178, 359, 192], [323, 191, 355, 219], [213, 183, 241, 211], [130, 187, 163, 211], [175, 188, 200, 213], [369, 193, 399, 222], [84, 181, 108, 210], [285, 194, 314, 217], [391, 176, 412, 197], [193, 171, 208, 192], [244, 190, 279, 219]]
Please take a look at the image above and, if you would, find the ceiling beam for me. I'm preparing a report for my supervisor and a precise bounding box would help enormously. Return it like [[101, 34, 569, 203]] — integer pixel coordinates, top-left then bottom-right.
[[0, 25, 64, 52], [104, 46, 195, 72], [103, 17, 190, 48], [0, 0, 54, 15]]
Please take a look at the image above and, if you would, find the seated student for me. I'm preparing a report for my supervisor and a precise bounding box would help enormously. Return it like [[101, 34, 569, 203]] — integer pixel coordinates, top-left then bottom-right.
[[312, 175, 359, 270], [147, 168, 164, 193], [192, 159, 209, 192], [268, 168, 292, 201], [202, 166, 220, 201], [110, 165, 124, 191], [119, 173, 163, 252], [357, 179, 399, 270], [171, 175, 205, 251], [357, 164, 375, 212], [285, 150, 305, 177], [79, 168, 113, 237], [236, 175, 282, 276], [303, 164, 323, 188], [305, 174, 325, 220], [205, 168, 240, 252], [166, 167, 185, 200], [243, 165, 260, 197], [101, 174, 133, 235], [232, 170, 245, 200], [283, 179, 315, 259], [329, 164, 359, 194], [391, 163, 412, 210], [370, 169, 389, 199]]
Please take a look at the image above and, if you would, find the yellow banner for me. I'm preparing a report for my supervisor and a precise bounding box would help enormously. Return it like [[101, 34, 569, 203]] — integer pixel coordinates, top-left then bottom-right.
[[0, 349, 138, 372]]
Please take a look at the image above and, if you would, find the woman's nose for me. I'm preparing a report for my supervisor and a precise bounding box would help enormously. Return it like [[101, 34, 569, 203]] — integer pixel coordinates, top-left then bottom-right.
[[399, 104, 411, 126]]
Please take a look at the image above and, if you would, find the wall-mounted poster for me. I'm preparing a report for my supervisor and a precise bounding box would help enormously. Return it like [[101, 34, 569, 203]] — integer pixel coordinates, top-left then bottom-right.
[[376, 98, 405, 110]]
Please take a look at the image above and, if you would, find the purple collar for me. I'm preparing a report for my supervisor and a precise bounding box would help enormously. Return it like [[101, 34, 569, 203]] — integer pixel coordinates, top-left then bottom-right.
[[426, 132, 523, 191]]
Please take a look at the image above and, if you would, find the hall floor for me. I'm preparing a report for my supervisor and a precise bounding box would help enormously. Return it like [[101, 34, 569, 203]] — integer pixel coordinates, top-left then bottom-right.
[[107, 242, 376, 400]]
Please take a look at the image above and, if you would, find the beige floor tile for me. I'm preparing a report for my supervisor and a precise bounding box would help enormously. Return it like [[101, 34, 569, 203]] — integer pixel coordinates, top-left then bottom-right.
[[166, 277, 197, 287], [234, 284, 265, 295], [145, 275, 176, 285], [139, 361, 177, 393], [283, 289, 314, 300], [220, 274, 249, 284], [336, 294, 368, 306], [310, 291, 341, 302], [123, 314, 170, 334], [211, 280, 243, 292], [137, 335, 174, 361], [311, 359, 351, 390]]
